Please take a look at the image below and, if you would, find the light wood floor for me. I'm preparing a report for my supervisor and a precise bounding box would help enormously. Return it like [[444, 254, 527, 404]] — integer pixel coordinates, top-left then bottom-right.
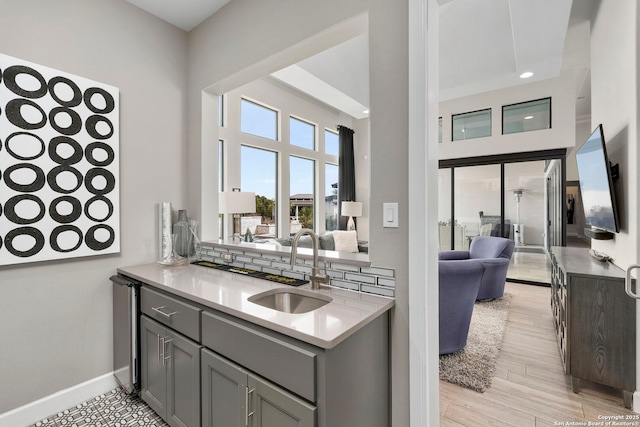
[[440, 282, 637, 426]]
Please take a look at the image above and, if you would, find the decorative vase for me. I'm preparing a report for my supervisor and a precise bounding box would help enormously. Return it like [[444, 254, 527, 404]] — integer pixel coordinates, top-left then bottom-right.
[[172, 210, 191, 257]]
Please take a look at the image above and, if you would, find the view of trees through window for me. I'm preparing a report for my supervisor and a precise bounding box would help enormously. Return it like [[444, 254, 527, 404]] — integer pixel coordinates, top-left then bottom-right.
[[231, 94, 339, 238]]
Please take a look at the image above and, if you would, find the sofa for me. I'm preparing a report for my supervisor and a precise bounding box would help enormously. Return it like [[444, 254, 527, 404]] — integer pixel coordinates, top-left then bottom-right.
[[274, 230, 368, 253], [439, 236, 514, 300]]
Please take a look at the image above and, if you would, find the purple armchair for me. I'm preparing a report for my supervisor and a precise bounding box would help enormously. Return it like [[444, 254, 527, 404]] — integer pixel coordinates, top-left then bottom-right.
[[438, 258, 485, 354], [439, 236, 515, 300]]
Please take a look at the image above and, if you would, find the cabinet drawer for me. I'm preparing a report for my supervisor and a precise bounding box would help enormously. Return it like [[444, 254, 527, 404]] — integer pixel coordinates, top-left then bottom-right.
[[202, 311, 316, 403], [141, 287, 201, 341]]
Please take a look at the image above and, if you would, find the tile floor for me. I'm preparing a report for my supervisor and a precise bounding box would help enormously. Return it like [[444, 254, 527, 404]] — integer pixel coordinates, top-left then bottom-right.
[[29, 388, 167, 427], [507, 245, 552, 284]]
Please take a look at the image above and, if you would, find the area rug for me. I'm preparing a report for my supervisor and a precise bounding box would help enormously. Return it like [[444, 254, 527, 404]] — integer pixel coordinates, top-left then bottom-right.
[[439, 293, 511, 392]]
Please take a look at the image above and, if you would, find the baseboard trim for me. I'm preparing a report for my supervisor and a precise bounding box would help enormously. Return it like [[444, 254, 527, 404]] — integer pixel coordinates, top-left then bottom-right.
[[0, 373, 118, 427], [633, 391, 640, 413]]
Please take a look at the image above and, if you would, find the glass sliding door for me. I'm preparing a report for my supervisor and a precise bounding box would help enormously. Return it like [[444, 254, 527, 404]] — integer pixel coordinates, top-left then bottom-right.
[[438, 168, 452, 250], [504, 161, 546, 248], [453, 165, 502, 250]]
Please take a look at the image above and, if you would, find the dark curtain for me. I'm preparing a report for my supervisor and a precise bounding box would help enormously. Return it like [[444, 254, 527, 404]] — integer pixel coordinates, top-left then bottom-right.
[[338, 125, 356, 230]]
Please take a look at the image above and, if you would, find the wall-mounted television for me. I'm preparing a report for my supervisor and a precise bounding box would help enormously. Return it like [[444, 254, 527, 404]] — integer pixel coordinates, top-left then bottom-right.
[[575, 124, 620, 236]]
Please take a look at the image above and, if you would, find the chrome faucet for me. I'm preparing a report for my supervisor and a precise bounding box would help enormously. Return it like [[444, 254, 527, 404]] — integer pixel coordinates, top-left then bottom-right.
[[290, 229, 329, 290]]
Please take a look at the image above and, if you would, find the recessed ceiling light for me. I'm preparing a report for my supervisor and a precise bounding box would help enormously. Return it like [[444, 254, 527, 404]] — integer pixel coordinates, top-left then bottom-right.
[[362, 109, 370, 114], [524, 115, 534, 120], [520, 72, 534, 79]]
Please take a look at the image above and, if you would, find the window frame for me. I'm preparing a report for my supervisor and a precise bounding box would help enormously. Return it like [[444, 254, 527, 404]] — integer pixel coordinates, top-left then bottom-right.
[[451, 108, 492, 141], [501, 97, 552, 135], [240, 97, 280, 141]]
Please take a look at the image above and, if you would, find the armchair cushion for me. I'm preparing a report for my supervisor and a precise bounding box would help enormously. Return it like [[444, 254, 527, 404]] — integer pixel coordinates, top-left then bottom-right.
[[439, 250, 471, 261]]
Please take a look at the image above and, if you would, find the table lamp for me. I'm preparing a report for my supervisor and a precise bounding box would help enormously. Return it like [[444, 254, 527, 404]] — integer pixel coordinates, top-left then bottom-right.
[[219, 189, 256, 242], [341, 201, 362, 231]]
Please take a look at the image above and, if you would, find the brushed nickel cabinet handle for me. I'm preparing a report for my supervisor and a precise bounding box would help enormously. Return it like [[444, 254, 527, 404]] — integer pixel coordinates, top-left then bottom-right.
[[152, 306, 177, 318], [625, 265, 640, 299], [245, 387, 255, 426]]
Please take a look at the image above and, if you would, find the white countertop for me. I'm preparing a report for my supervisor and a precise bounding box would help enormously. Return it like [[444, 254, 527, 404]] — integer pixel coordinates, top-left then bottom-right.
[[117, 262, 394, 349]]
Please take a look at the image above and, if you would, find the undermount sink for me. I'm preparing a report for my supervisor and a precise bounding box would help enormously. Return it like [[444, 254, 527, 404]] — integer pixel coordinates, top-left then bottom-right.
[[248, 288, 332, 314]]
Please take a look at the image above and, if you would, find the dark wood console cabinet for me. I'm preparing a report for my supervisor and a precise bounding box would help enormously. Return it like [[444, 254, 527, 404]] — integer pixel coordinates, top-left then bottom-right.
[[550, 246, 636, 409]]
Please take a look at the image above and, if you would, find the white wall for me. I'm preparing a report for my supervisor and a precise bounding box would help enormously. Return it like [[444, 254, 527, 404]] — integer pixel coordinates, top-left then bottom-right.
[[439, 70, 576, 159], [590, 0, 639, 409], [0, 0, 188, 415], [186, 1, 413, 425], [590, 0, 639, 269]]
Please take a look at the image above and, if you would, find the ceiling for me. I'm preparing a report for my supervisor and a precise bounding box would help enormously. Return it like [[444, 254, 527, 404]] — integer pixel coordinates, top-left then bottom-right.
[[127, 0, 593, 121]]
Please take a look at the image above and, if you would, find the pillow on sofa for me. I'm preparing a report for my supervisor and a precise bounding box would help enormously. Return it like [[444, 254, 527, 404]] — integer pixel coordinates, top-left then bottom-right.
[[319, 232, 335, 251], [332, 230, 359, 253]]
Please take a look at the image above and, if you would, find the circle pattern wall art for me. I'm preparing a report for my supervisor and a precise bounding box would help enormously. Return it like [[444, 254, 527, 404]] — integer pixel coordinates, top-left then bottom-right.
[[0, 53, 120, 265]]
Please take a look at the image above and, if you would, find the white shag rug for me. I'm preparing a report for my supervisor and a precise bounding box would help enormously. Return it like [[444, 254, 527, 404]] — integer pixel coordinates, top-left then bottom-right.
[[439, 293, 511, 392]]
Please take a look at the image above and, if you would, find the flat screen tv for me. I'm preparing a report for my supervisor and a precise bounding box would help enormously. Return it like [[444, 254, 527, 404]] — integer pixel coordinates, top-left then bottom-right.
[[575, 124, 620, 234]]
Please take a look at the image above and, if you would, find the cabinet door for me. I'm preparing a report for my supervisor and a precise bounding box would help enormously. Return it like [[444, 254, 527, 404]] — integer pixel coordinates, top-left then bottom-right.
[[201, 349, 247, 427], [166, 330, 202, 427], [249, 374, 316, 427], [140, 316, 167, 419]]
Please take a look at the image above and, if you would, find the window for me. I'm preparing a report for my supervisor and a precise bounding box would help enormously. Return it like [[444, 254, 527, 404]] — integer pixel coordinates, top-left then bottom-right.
[[218, 95, 224, 127], [325, 129, 339, 156], [502, 98, 551, 134], [241, 99, 278, 140], [325, 163, 339, 231], [290, 117, 315, 150], [241, 146, 277, 236], [452, 108, 492, 141], [290, 156, 315, 230]]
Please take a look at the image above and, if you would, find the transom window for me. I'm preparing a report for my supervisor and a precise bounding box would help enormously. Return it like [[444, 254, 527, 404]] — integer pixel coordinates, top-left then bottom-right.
[[290, 117, 315, 150], [502, 98, 551, 135], [452, 108, 492, 141], [241, 98, 278, 140], [325, 129, 339, 156]]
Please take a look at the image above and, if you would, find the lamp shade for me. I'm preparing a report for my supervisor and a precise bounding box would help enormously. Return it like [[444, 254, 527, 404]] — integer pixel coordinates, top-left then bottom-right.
[[219, 191, 256, 214], [341, 201, 362, 217]]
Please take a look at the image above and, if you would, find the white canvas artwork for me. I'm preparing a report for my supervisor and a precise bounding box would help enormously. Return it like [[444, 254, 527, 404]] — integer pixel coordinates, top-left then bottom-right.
[[0, 53, 120, 265]]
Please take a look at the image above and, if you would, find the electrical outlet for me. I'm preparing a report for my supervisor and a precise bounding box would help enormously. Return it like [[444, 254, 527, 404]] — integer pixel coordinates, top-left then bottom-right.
[[221, 253, 234, 262]]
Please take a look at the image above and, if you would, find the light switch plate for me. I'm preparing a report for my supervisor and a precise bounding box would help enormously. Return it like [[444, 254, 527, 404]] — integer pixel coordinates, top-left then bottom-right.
[[383, 203, 398, 228]]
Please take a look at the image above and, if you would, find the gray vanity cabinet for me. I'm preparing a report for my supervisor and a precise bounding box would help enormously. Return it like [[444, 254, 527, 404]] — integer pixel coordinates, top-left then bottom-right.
[[134, 281, 389, 427], [201, 349, 315, 427], [140, 315, 202, 427]]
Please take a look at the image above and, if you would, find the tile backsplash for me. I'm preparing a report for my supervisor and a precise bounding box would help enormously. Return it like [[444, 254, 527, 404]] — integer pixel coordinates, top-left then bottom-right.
[[200, 243, 395, 298]]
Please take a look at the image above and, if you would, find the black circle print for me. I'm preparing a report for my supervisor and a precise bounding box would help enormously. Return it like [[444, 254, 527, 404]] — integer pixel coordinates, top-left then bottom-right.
[[5, 227, 45, 257], [48, 76, 82, 107], [49, 106, 82, 136], [85, 115, 114, 140], [48, 136, 83, 165], [6, 98, 47, 130], [4, 194, 46, 225], [50, 225, 83, 253], [84, 168, 116, 195], [4, 163, 46, 192], [84, 87, 115, 114], [49, 196, 82, 224], [5, 132, 45, 161], [47, 165, 83, 194], [85, 142, 115, 167], [3, 65, 47, 98], [85, 224, 115, 251], [84, 195, 113, 222]]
